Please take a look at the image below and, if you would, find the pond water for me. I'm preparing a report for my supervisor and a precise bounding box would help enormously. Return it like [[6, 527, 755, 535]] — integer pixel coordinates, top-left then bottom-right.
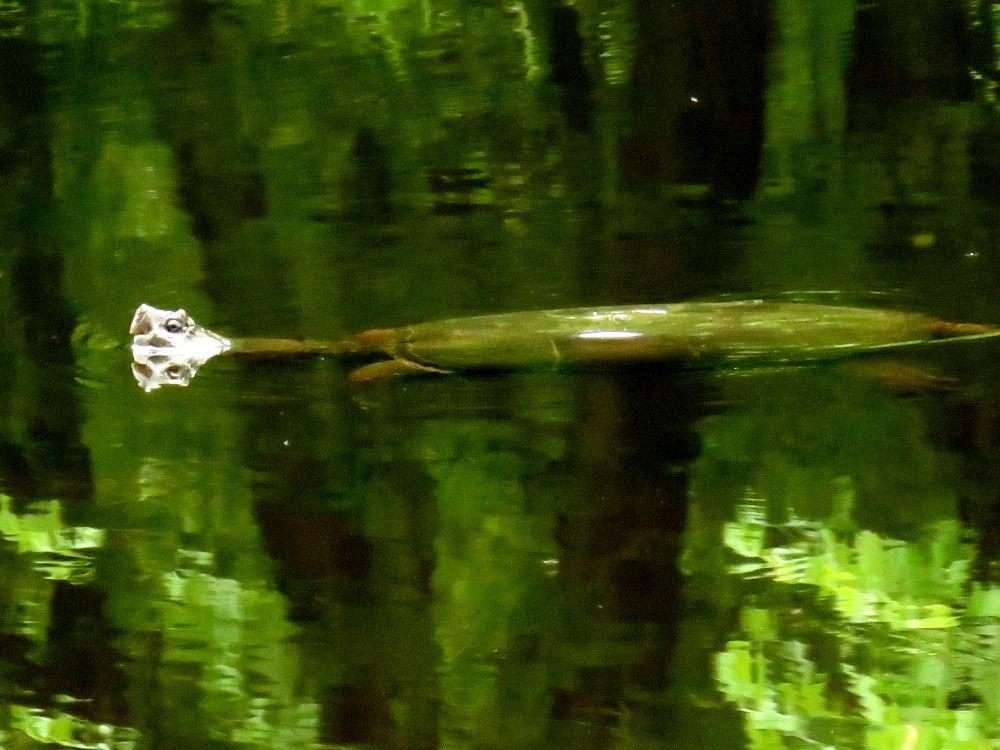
[[1, 3, 999, 749]]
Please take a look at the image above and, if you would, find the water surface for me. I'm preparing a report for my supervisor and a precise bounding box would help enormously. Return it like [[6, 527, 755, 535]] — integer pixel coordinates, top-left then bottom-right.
[[0, 3, 999, 749]]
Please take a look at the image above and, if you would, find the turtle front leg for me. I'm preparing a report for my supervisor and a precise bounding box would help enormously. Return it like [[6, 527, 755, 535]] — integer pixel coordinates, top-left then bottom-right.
[[349, 358, 451, 383]]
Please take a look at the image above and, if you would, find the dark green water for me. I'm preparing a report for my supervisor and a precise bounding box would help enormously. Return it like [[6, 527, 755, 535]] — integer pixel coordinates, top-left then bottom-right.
[[1, 2, 999, 748]]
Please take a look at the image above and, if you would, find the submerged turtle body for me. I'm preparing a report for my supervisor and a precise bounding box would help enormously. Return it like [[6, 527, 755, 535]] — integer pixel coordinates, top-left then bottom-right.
[[377, 302, 953, 372]]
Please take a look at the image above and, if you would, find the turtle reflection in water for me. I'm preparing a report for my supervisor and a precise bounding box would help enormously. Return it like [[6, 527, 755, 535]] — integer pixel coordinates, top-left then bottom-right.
[[129, 301, 1000, 392]]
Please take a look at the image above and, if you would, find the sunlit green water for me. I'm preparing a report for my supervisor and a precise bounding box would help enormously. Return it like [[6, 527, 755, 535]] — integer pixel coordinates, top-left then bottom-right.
[[1, 2, 999, 749]]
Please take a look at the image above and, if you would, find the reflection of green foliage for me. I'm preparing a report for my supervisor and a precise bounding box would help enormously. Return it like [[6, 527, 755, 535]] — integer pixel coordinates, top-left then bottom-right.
[[419, 418, 558, 748], [13, 2, 997, 750], [715, 492, 1000, 749], [716, 637, 846, 746], [717, 634, 997, 750], [691, 372, 962, 534], [995, 5, 1000, 77], [0, 495, 104, 583], [594, 0, 633, 87], [762, 0, 854, 194], [158, 565, 318, 748], [70, 317, 122, 388], [90, 141, 183, 242], [10, 705, 139, 750], [724, 495, 970, 630], [340, 0, 417, 81]]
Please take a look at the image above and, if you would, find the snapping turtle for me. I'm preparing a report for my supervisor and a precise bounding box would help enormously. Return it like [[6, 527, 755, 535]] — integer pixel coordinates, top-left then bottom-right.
[[128, 301, 1000, 391]]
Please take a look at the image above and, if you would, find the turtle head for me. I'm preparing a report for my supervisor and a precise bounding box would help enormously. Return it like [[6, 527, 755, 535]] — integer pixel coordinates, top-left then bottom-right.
[[130, 304, 232, 391]]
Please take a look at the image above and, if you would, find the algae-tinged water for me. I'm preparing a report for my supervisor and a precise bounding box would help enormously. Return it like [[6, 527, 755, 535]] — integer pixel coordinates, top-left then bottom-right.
[[0, 3, 998, 749]]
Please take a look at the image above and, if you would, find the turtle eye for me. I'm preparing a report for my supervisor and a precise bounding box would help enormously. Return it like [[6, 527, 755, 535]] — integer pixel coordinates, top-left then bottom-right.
[[164, 318, 185, 334], [165, 364, 187, 380]]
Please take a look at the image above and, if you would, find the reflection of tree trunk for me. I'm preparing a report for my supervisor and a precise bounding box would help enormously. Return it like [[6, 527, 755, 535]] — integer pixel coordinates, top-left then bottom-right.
[[564, 370, 698, 617], [0, 38, 92, 502], [147, 8, 334, 625], [622, 0, 770, 198], [704, 0, 771, 200], [540, 1, 595, 134], [149, 14, 296, 334], [619, 0, 686, 188], [846, 0, 981, 209], [547, 369, 705, 744], [761, 0, 853, 196], [43, 582, 131, 722], [147, 10, 325, 582], [0, 32, 124, 735], [148, 7, 347, 732], [147, 14, 442, 747]]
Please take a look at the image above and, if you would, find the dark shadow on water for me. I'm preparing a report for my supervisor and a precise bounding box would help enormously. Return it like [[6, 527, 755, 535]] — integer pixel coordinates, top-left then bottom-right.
[[0, 37, 92, 503]]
